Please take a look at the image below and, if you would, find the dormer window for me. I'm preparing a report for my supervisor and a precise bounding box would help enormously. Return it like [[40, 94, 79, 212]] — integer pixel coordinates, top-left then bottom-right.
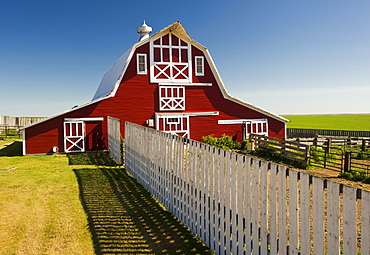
[[137, 54, 147, 74], [195, 56, 204, 76]]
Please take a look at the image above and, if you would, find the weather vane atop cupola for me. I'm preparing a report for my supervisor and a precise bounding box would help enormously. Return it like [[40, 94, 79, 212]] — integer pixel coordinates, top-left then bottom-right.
[[137, 20, 152, 41]]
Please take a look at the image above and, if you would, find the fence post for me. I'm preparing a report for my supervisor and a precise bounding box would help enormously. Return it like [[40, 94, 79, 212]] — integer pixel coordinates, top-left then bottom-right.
[[362, 139, 366, 152], [344, 152, 351, 172], [306, 145, 310, 165], [347, 136, 351, 146], [281, 138, 286, 153], [313, 134, 318, 147], [327, 138, 332, 153]]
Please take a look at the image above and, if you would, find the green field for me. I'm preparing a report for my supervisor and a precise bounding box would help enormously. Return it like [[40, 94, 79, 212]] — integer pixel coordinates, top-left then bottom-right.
[[282, 114, 370, 131]]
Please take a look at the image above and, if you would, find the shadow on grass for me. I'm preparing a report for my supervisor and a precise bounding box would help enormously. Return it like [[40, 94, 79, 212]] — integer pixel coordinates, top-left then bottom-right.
[[0, 141, 22, 156], [74, 168, 213, 255], [67, 152, 118, 166]]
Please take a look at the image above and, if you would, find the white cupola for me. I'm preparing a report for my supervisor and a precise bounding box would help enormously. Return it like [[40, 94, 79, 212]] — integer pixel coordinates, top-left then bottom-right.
[[137, 20, 152, 41]]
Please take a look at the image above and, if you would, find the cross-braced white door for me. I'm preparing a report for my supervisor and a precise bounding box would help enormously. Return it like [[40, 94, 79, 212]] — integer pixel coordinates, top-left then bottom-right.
[[64, 121, 85, 153], [156, 115, 189, 138]]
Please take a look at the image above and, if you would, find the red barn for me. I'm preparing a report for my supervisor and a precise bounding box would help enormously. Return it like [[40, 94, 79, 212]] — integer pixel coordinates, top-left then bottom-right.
[[21, 21, 289, 155]]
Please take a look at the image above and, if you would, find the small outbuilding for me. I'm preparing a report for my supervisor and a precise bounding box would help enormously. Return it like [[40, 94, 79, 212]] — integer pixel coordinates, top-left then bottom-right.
[[21, 21, 289, 155]]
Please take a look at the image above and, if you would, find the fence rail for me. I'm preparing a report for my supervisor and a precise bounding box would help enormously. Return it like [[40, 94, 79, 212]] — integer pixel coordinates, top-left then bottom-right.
[[250, 134, 309, 163], [125, 122, 370, 255], [287, 128, 370, 138]]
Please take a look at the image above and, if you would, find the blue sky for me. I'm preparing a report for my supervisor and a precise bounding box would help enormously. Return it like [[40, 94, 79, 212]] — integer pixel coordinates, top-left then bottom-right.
[[1, 1, 369, 117]]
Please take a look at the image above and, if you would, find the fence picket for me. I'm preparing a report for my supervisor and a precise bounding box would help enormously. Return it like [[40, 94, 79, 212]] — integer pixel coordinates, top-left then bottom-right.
[[244, 157, 252, 255], [289, 170, 299, 254], [278, 166, 287, 255], [252, 160, 260, 255], [203, 144, 210, 244], [236, 154, 244, 255], [225, 151, 232, 254], [312, 177, 324, 255], [231, 153, 238, 254], [189, 140, 196, 234], [260, 161, 268, 255], [299, 172, 310, 255], [362, 190, 370, 255], [327, 181, 340, 254], [268, 164, 278, 255], [343, 186, 357, 255], [209, 146, 216, 252]]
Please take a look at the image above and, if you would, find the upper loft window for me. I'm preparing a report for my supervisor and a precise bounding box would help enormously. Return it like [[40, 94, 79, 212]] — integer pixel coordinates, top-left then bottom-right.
[[150, 33, 192, 83], [137, 54, 147, 74], [195, 56, 204, 76]]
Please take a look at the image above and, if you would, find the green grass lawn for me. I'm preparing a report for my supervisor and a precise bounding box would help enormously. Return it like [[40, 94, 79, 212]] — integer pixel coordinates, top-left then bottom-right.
[[282, 114, 370, 131], [0, 143, 212, 255]]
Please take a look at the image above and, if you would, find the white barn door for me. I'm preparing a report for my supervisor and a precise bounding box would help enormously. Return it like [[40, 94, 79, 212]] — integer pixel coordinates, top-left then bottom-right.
[[64, 121, 85, 153], [156, 115, 189, 138]]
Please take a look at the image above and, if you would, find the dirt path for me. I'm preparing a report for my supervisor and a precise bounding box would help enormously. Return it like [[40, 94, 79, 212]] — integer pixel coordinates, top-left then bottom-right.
[[74, 167, 213, 255], [293, 165, 370, 192]]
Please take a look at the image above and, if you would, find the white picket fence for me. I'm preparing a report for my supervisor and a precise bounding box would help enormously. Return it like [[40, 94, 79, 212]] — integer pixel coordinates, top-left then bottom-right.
[[124, 122, 370, 255]]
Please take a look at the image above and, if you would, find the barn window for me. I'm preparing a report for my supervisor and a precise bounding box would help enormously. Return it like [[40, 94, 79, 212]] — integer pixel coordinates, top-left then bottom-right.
[[137, 54, 147, 74], [195, 56, 204, 76], [167, 117, 179, 124]]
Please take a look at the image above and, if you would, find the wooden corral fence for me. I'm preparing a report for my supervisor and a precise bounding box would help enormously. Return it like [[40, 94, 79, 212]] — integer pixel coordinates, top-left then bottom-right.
[[125, 122, 370, 255], [0, 116, 45, 127], [250, 134, 310, 163], [287, 128, 370, 138], [0, 126, 22, 138]]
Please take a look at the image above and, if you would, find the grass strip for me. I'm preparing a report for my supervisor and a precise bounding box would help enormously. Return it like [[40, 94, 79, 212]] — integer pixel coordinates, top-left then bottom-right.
[[0, 153, 213, 254]]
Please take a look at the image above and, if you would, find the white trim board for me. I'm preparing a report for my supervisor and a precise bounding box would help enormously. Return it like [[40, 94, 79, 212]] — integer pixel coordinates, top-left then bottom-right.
[[218, 119, 267, 124], [64, 117, 104, 122], [156, 111, 219, 117]]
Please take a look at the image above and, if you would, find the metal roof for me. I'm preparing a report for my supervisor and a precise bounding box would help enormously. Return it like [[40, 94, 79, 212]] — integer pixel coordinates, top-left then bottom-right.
[[92, 46, 133, 101]]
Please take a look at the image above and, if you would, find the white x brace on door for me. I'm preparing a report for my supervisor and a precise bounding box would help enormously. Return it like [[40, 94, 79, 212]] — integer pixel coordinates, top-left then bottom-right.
[[64, 121, 85, 153]]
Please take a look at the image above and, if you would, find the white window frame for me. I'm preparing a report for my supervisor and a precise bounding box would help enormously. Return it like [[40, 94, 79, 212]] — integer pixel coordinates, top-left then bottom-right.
[[137, 53, 147, 74], [166, 117, 180, 124], [195, 56, 204, 76]]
